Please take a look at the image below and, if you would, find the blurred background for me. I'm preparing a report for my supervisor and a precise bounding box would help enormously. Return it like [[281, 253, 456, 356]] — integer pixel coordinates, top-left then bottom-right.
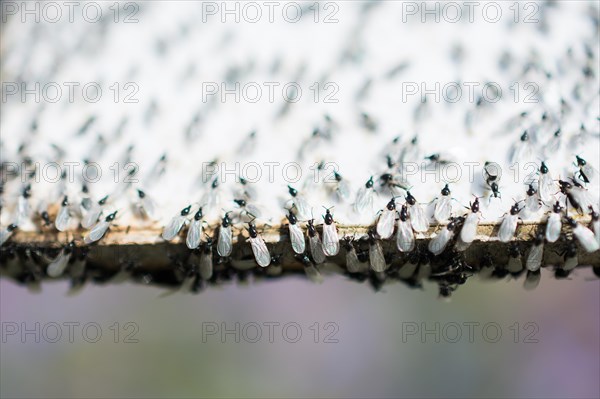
[[1, 270, 599, 398]]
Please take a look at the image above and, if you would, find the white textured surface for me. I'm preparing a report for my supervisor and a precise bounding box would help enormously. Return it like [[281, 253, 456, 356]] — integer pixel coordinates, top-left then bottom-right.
[[1, 1, 598, 238]]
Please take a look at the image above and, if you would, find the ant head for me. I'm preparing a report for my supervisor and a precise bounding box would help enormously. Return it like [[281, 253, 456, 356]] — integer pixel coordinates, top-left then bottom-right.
[[287, 185, 298, 197], [181, 205, 192, 216], [405, 191, 416, 205], [426, 153, 440, 162], [520, 130, 528, 141], [221, 211, 232, 226], [106, 210, 118, 222], [379, 173, 393, 184], [306, 219, 317, 236], [576, 155, 586, 166], [441, 184, 450, 196], [558, 179, 572, 189], [399, 204, 409, 220], [553, 128, 561, 137], [386, 155, 396, 169], [510, 201, 522, 215], [22, 184, 31, 196], [470, 196, 481, 212], [386, 197, 396, 210], [552, 201, 563, 213], [286, 210, 297, 224], [233, 198, 247, 207], [322, 206, 334, 224], [446, 217, 457, 230], [246, 220, 259, 238]]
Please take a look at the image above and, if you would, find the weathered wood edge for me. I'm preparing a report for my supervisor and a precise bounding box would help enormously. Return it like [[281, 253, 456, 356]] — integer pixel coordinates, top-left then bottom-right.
[[2, 221, 598, 277]]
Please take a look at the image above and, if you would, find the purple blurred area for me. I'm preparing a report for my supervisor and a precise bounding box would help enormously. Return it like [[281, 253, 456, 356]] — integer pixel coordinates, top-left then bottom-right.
[[1, 268, 598, 398]]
